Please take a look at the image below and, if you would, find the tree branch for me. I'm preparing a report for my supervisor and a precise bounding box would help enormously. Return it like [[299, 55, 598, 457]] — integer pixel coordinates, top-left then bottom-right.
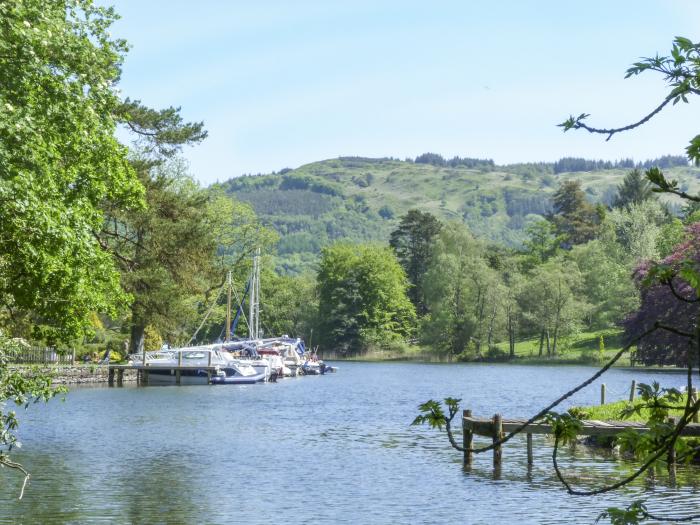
[[564, 96, 674, 141]]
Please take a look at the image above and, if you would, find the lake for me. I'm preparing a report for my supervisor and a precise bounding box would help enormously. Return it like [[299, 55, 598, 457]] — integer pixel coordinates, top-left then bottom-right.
[[2, 362, 699, 524]]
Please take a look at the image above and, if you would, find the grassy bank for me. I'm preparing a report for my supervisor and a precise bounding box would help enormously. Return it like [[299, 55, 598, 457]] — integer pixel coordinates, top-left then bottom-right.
[[570, 395, 692, 422], [325, 329, 634, 366]]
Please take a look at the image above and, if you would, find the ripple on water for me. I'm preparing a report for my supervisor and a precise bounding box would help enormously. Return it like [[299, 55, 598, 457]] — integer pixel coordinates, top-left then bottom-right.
[[1, 362, 700, 524]]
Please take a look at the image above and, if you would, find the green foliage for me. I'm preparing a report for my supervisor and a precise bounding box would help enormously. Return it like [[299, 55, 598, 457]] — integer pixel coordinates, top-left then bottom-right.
[[389, 210, 442, 315], [522, 219, 562, 267], [317, 243, 416, 354], [544, 412, 583, 446], [613, 169, 655, 208], [260, 270, 318, 341], [101, 158, 276, 352], [0, 0, 143, 342], [411, 397, 462, 429], [596, 501, 648, 525], [550, 180, 602, 246], [143, 325, 162, 352]]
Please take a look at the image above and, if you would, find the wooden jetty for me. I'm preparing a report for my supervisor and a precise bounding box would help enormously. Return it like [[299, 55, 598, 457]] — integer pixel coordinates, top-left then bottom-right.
[[462, 410, 700, 467], [107, 363, 218, 386]]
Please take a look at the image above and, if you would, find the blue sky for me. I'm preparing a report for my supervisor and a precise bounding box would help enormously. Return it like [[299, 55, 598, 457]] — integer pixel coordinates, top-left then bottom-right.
[[111, 1, 700, 185]]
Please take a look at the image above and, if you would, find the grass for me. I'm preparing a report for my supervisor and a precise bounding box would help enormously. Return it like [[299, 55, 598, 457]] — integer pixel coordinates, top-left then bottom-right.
[[494, 328, 628, 365], [570, 395, 692, 422]]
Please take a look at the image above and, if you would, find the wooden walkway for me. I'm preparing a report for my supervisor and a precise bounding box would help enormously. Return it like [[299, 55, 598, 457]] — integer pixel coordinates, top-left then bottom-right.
[[462, 411, 700, 467], [107, 364, 219, 386]]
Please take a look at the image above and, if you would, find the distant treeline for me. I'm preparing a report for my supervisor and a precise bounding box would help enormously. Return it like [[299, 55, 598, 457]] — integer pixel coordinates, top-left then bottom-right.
[[408, 153, 687, 173], [552, 155, 688, 174], [413, 152, 495, 169]]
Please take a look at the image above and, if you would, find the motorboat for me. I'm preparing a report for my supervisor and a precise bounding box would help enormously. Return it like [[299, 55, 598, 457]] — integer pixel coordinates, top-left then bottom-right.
[[129, 347, 265, 385]]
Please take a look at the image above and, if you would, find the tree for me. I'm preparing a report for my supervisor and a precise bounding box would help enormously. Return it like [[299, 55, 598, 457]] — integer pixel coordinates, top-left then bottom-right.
[[389, 210, 442, 315], [0, 0, 138, 496], [100, 158, 276, 352], [549, 180, 602, 246], [518, 259, 588, 356], [606, 200, 667, 262], [521, 219, 562, 268], [317, 243, 415, 354], [421, 223, 503, 358], [613, 169, 655, 208], [260, 271, 318, 342], [0, 0, 143, 343], [623, 223, 700, 366]]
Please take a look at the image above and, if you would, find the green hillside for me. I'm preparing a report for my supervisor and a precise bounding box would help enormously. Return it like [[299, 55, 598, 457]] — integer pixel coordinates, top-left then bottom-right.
[[215, 157, 700, 274]]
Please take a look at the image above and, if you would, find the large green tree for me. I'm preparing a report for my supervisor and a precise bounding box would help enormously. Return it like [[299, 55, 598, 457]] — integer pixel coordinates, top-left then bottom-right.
[[389, 209, 442, 315], [0, 0, 141, 496], [317, 243, 415, 354], [421, 223, 502, 358], [100, 158, 275, 352], [613, 169, 655, 209], [0, 0, 142, 342], [549, 180, 602, 246]]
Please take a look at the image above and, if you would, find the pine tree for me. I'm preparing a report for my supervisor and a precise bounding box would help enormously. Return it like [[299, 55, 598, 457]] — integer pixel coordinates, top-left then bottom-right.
[[613, 169, 655, 208]]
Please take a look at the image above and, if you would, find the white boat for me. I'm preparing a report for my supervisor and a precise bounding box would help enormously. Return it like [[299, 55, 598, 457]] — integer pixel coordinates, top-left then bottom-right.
[[130, 347, 265, 385]]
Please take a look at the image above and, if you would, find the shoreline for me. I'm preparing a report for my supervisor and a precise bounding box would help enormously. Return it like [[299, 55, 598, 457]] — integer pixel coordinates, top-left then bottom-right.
[[10, 364, 137, 385]]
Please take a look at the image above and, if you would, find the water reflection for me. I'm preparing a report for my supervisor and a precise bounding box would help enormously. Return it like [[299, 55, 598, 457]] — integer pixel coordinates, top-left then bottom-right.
[[1, 362, 700, 524]]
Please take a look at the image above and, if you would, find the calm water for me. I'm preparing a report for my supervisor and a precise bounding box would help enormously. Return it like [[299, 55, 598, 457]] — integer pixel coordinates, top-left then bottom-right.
[[2, 362, 700, 524]]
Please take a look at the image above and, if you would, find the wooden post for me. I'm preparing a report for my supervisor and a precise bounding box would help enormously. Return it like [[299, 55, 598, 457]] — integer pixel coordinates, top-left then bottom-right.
[[176, 351, 182, 385], [463, 409, 473, 466], [629, 380, 636, 402], [526, 433, 533, 465], [116, 368, 124, 387], [108, 367, 114, 387], [668, 417, 677, 468], [692, 388, 699, 424], [601, 383, 606, 405], [207, 351, 213, 384], [493, 414, 503, 467]]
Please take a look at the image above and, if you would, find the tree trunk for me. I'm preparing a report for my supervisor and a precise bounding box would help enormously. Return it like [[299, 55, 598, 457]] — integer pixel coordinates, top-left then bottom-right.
[[538, 329, 545, 357], [507, 310, 515, 359], [486, 303, 497, 350], [130, 322, 146, 355], [546, 329, 551, 357]]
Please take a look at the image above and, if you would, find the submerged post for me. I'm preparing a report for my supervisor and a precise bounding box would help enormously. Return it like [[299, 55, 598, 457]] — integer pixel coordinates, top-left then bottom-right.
[[629, 380, 636, 402], [108, 367, 114, 387], [668, 417, 678, 468], [526, 433, 533, 465], [463, 409, 473, 466], [601, 383, 606, 405], [493, 414, 503, 467]]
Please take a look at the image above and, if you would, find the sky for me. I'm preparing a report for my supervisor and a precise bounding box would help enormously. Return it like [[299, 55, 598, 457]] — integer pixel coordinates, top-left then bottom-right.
[[110, 1, 700, 186]]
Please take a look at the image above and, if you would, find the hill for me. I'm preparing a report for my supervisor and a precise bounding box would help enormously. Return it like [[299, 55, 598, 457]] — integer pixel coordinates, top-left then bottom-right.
[[214, 156, 700, 274]]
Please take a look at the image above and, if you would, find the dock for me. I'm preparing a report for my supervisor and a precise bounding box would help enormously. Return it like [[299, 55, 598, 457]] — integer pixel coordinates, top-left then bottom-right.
[[107, 363, 219, 386], [462, 410, 700, 467]]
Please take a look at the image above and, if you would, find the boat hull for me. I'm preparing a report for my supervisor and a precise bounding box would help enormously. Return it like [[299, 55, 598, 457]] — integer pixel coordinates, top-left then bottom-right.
[[210, 371, 267, 385]]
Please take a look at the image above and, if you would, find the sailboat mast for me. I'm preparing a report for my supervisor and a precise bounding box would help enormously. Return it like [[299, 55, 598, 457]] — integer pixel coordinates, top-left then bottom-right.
[[225, 270, 232, 342], [255, 247, 261, 339], [248, 248, 261, 339], [249, 254, 256, 339]]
